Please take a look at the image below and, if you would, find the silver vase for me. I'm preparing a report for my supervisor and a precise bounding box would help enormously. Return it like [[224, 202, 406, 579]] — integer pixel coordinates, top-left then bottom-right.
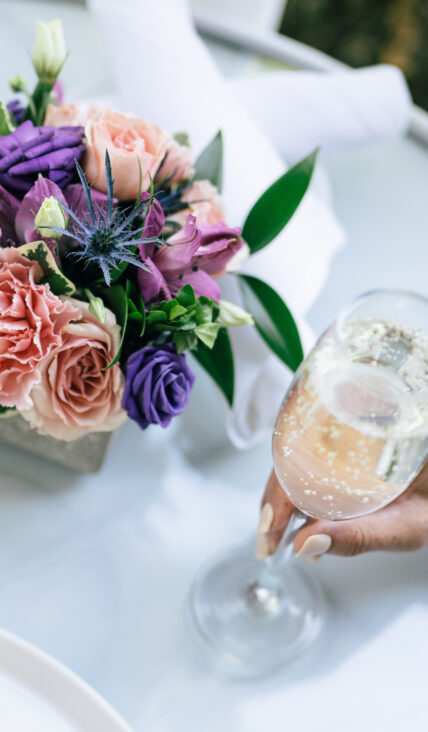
[[0, 414, 112, 473]]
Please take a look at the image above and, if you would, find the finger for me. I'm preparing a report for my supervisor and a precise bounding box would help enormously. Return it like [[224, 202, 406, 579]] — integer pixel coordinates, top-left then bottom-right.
[[256, 470, 295, 559], [409, 459, 428, 494], [293, 492, 428, 558]]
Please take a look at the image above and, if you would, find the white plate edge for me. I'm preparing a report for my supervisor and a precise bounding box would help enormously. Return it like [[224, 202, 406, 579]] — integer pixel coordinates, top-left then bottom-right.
[[0, 628, 134, 732]]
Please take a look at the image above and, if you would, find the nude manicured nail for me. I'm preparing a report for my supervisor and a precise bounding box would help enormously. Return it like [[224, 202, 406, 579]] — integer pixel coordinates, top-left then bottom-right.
[[255, 533, 270, 560], [296, 533, 332, 558], [255, 503, 274, 560], [258, 503, 274, 534]]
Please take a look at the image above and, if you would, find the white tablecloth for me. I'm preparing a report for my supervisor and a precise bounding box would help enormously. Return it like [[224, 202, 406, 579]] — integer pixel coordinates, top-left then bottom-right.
[[1, 422, 428, 731]]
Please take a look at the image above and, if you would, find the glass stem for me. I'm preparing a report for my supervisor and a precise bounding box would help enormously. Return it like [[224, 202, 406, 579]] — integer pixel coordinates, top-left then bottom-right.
[[247, 510, 307, 611]]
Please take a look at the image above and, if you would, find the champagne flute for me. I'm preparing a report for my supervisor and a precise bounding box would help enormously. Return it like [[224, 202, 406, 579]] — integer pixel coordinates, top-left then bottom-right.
[[189, 290, 428, 676]]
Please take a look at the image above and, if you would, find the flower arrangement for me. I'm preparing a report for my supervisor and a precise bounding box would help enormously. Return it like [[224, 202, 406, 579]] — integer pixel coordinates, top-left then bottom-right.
[[0, 19, 316, 442]]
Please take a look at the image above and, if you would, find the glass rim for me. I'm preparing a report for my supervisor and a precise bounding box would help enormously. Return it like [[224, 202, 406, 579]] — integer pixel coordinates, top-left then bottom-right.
[[336, 288, 428, 336]]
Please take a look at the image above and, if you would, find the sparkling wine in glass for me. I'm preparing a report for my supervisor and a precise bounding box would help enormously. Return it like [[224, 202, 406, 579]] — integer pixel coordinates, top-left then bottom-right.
[[189, 291, 428, 676]]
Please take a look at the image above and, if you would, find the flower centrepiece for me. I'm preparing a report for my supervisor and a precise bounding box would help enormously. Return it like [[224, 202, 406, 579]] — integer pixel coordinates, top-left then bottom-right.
[[0, 17, 313, 445]]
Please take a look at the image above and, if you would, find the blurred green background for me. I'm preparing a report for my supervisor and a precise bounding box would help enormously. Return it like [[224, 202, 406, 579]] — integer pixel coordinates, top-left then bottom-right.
[[281, 0, 428, 110]]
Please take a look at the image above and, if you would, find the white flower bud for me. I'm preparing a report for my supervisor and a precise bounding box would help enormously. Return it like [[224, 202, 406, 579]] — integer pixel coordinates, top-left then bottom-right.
[[217, 300, 254, 328], [84, 289, 106, 323], [33, 19, 66, 81], [35, 196, 68, 239]]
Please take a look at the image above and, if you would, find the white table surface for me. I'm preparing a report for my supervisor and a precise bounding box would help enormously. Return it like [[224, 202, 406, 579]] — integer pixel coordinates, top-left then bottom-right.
[[1, 3, 428, 731]]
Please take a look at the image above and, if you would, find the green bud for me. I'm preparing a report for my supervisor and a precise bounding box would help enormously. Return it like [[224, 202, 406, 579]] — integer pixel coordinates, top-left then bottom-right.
[[217, 300, 254, 328], [33, 19, 66, 81], [35, 196, 68, 239], [84, 289, 106, 323], [0, 101, 15, 136], [9, 75, 27, 93]]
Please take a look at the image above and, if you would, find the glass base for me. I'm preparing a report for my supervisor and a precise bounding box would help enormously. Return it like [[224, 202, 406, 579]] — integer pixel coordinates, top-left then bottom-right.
[[189, 546, 325, 677]]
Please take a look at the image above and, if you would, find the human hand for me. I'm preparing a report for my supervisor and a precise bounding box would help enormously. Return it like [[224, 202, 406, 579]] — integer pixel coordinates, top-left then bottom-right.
[[255, 462, 428, 561]]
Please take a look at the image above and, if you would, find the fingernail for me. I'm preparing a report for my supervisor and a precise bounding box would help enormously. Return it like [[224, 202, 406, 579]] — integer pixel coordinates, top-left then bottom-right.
[[306, 555, 321, 566], [255, 503, 274, 560], [255, 533, 270, 560], [296, 533, 332, 558], [258, 503, 274, 534]]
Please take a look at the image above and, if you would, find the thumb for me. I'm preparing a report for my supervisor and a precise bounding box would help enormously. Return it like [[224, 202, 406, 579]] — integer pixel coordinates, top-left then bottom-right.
[[293, 493, 428, 558]]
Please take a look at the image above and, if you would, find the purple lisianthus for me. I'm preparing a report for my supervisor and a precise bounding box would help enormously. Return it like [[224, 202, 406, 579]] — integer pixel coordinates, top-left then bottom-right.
[[0, 185, 20, 246], [138, 192, 165, 241], [15, 176, 67, 245], [138, 215, 221, 305], [122, 344, 195, 430], [196, 222, 246, 276], [64, 183, 112, 224], [0, 120, 85, 197], [0, 175, 112, 260], [7, 100, 25, 125]]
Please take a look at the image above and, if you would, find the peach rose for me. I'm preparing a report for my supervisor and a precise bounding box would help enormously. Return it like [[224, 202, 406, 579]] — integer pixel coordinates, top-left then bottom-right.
[[171, 180, 224, 227], [22, 300, 126, 441], [44, 102, 101, 127], [157, 136, 195, 184], [84, 110, 167, 201], [0, 248, 79, 410]]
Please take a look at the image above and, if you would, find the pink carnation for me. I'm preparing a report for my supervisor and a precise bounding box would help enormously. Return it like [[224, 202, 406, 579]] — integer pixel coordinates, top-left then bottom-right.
[[22, 300, 126, 441], [0, 249, 79, 410]]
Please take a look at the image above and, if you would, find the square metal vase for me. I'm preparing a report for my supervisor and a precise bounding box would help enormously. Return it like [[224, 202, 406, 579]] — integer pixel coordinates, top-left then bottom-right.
[[0, 414, 112, 473]]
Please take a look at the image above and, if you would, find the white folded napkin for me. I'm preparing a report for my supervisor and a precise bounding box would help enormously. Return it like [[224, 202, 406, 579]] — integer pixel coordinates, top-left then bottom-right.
[[88, 0, 346, 449], [231, 65, 412, 164]]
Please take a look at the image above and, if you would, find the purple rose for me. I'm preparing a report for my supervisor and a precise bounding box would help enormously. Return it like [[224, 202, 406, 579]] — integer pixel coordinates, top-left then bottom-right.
[[0, 120, 85, 197], [122, 344, 195, 429]]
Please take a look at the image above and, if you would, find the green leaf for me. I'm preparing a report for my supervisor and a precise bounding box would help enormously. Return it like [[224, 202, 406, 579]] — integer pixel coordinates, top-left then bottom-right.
[[125, 279, 146, 336], [0, 101, 15, 135], [175, 284, 196, 308], [174, 331, 197, 353], [242, 149, 318, 254], [100, 284, 128, 369], [194, 130, 223, 192], [193, 328, 234, 406], [173, 131, 190, 147], [18, 240, 75, 296], [147, 309, 168, 324], [194, 322, 220, 349], [238, 274, 303, 372], [169, 303, 187, 320]]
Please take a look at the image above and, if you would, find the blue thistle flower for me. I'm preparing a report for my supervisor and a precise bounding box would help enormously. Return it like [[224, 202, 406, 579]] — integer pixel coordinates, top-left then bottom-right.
[[155, 183, 191, 216], [44, 151, 163, 285]]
